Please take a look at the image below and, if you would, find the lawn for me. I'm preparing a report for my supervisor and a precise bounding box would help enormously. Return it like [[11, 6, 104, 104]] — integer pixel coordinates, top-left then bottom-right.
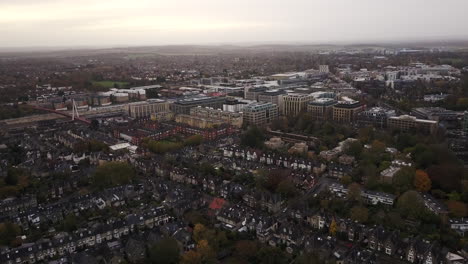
[[92, 81, 129, 89]]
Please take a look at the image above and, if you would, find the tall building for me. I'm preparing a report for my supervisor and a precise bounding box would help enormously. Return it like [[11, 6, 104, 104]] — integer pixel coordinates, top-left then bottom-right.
[[357, 107, 396, 128], [319, 65, 330, 73], [243, 102, 279, 126], [332, 101, 365, 123], [128, 99, 170, 119], [171, 96, 225, 114], [190, 107, 243, 128], [411, 107, 460, 129], [307, 98, 337, 121], [244, 87, 267, 101], [463, 112, 468, 135], [387, 115, 438, 134], [282, 93, 314, 117]]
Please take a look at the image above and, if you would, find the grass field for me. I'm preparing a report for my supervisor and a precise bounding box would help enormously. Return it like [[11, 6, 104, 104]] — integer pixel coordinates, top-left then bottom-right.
[[92, 81, 129, 89]]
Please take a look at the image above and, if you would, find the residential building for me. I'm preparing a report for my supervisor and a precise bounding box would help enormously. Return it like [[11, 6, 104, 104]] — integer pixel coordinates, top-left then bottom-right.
[[243, 102, 279, 126], [387, 115, 438, 134]]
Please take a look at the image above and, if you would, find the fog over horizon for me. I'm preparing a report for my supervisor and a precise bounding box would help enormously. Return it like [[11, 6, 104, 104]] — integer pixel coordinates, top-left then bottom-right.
[[1, 0, 468, 48]]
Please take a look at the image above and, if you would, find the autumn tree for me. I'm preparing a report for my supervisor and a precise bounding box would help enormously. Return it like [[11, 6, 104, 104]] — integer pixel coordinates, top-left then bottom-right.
[[181, 250, 203, 264], [329, 218, 337, 236], [347, 183, 362, 202], [446, 200, 467, 218], [414, 170, 431, 192], [350, 206, 368, 223], [235, 240, 258, 262], [197, 240, 216, 264]]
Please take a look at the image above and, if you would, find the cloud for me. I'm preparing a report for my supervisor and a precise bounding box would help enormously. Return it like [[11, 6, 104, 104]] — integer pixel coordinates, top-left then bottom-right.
[[0, 0, 468, 46]]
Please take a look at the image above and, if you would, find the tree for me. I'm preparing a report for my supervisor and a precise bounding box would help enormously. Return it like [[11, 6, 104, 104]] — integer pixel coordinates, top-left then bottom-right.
[[370, 140, 386, 154], [414, 170, 431, 192], [0, 222, 21, 246], [235, 240, 258, 261], [392, 167, 415, 194], [296, 252, 323, 264], [63, 214, 78, 232], [276, 180, 297, 198], [329, 218, 337, 236], [446, 200, 467, 218], [184, 135, 203, 146], [350, 206, 368, 223], [181, 250, 203, 264], [240, 126, 265, 148], [92, 161, 135, 189], [396, 191, 426, 219], [197, 240, 216, 264], [5, 167, 19, 186], [347, 183, 362, 202], [256, 246, 287, 264], [149, 237, 180, 264], [340, 175, 352, 186]]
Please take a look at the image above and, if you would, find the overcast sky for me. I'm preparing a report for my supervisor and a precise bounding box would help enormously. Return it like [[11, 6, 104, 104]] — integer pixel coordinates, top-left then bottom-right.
[[1, 0, 468, 47]]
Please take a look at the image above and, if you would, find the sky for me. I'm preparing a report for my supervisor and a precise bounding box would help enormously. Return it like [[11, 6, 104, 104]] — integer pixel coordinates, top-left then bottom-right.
[[1, 0, 468, 47]]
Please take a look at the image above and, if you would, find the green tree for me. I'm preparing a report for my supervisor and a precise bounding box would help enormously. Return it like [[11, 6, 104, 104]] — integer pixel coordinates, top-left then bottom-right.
[[63, 214, 78, 232], [241, 126, 265, 148], [392, 167, 415, 194], [0, 222, 21, 246], [92, 161, 135, 189], [149, 237, 180, 264], [5, 167, 20, 186], [296, 252, 323, 264], [396, 191, 426, 219], [256, 246, 287, 264], [350, 206, 368, 223]]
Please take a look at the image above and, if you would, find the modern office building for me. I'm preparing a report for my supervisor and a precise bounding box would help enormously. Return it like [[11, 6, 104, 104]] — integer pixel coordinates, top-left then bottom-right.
[[171, 96, 225, 114], [332, 101, 365, 123], [282, 93, 314, 117], [175, 115, 224, 129], [357, 107, 396, 128], [319, 65, 330, 73], [244, 87, 267, 101], [223, 98, 250, 112], [387, 115, 438, 134], [128, 99, 170, 119], [243, 102, 279, 126], [258, 89, 286, 107], [307, 98, 337, 121], [190, 107, 243, 128], [411, 107, 460, 129]]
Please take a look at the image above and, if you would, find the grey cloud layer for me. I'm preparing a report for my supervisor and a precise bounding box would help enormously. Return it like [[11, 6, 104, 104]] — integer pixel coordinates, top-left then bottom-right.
[[1, 0, 468, 46]]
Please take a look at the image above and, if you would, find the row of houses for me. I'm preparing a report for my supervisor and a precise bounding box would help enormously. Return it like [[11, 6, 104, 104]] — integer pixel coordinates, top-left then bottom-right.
[[222, 145, 326, 173], [0, 207, 173, 264]]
